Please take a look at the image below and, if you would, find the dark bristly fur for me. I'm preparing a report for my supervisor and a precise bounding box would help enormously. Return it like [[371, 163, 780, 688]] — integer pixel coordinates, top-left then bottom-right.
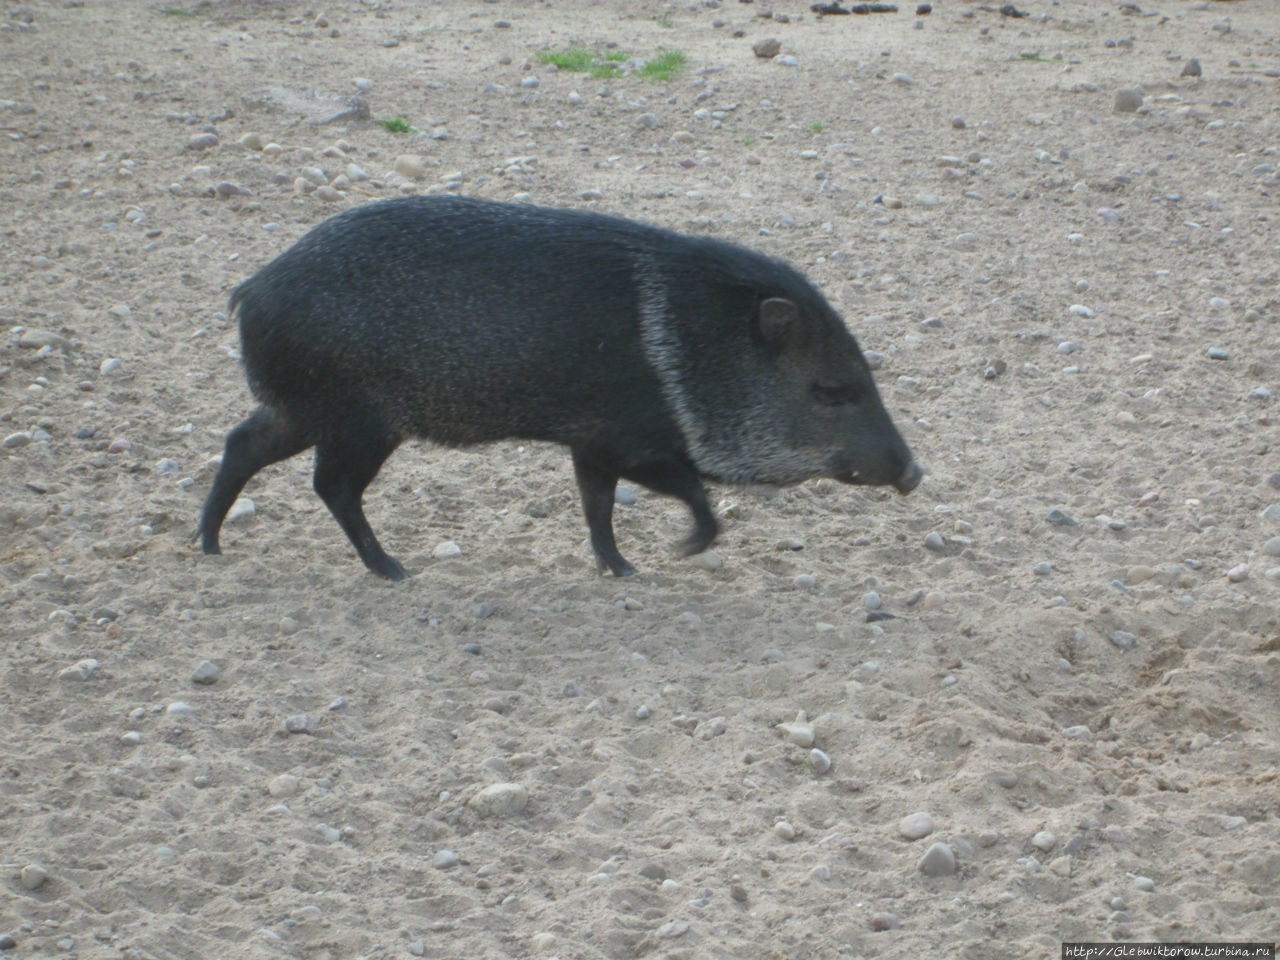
[[199, 196, 922, 580]]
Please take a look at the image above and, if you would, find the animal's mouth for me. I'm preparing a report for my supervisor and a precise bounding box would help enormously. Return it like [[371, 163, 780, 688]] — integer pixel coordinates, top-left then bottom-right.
[[833, 462, 923, 494]]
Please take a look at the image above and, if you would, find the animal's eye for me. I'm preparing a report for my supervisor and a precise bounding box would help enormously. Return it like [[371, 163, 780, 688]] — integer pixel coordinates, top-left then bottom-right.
[[813, 383, 859, 407]]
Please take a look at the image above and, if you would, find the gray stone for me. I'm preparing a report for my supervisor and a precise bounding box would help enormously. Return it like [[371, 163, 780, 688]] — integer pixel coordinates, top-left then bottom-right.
[[917, 842, 957, 877]]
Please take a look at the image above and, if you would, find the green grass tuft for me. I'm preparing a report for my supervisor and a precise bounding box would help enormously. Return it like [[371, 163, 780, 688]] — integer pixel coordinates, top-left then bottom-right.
[[638, 48, 686, 82], [379, 116, 416, 134], [808, 122, 824, 133]]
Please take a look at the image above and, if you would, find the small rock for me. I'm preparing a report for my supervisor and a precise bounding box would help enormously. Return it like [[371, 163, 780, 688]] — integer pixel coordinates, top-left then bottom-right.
[[637, 113, 661, 130], [1046, 509, 1077, 527], [227, 498, 256, 523], [433, 540, 461, 558], [1226, 564, 1250, 583], [773, 55, 799, 67], [186, 132, 219, 150], [776, 721, 815, 747], [191, 660, 221, 685], [636, 861, 668, 882], [924, 532, 946, 551], [268, 774, 301, 798], [688, 550, 723, 570], [1206, 347, 1229, 360], [1031, 830, 1057, 852], [314, 185, 343, 203], [20, 864, 48, 890], [1113, 87, 1144, 113], [1062, 725, 1093, 740], [58, 658, 99, 682], [2, 433, 31, 450], [0, 933, 16, 949], [394, 155, 429, 180], [656, 920, 688, 940], [694, 716, 727, 740], [730, 882, 749, 902], [615, 485, 637, 505], [1180, 58, 1201, 78], [239, 132, 265, 150], [1109, 631, 1138, 651], [469, 782, 529, 818], [752, 37, 781, 58], [899, 811, 935, 840], [433, 849, 460, 869], [1262, 537, 1280, 557], [808, 748, 831, 774], [279, 616, 301, 635], [793, 573, 817, 590], [773, 820, 796, 841], [917, 842, 957, 877], [1133, 875, 1155, 892], [285, 713, 315, 734], [870, 912, 901, 931]]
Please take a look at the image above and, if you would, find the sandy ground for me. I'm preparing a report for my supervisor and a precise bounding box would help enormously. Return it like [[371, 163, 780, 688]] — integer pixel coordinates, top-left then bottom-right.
[[2, 0, 1279, 957]]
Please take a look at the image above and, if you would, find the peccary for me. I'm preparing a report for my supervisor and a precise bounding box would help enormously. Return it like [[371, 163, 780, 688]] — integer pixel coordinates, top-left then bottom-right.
[[199, 196, 922, 580]]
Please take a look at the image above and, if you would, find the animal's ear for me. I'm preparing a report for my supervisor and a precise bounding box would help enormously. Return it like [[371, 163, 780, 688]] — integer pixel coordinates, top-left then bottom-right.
[[756, 297, 805, 351]]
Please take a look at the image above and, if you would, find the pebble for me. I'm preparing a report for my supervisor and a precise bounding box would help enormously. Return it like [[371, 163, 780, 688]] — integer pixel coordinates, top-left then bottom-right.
[[1262, 537, 1280, 557], [1109, 631, 1137, 651], [808, 749, 831, 774], [730, 882, 749, 902], [433, 849, 460, 869], [637, 113, 660, 130], [268, 774, 301, 798], [637, 861, 668, 882], [285, 713, 315, 734], [58, 658, 99, 682], [581, 189, 604, 201], [433, 540, 461, 558], [0, 933, 15, 950], [615, 485, 637, 505], [870, 911, 902, 930], [279, 616, 300, 635], [635, 704, 651, 720], [1068, 304, 1095, 318], [1226, 564, 1249, 583], [1031, 830, 1056, 852], [899, 811, 935, 840], [394, 155, 429, 180], [793, 573, 817, 590], [1206, 347, 1229, 360], [1113, 87, 1144, 113], [166, 701, 194, 715], [19, 864, 48, 890], [1133, 875, 1155, 892], [316, 823, 341, 843], [186, 132, 219, 150], [892, 73, 915, 86], [773, 820, 796, 841], [191, 660, 221, 685], [239, 132, 265, 150], [688, 550, 723, 570], [3, 433, 31, 449], [314, 185, 343, 203], [227, 498, 256, 523], [1033, 561, 1052, 576], [695, 716, 727, 740], [469, 782, 528, 817], [1180, 58, 1201, 78], [773, 55, 799, 67], [924, 532, 946, 551], [1263, 504, 1280, 523], [1045, 509, 1078, 527], [752, 38, 781, 59], [777, 720, 816, 748], [656, 920, 688, 940], [1100, 824, 1125, 843], [1062, 725, 1093, 740], [917, 842, 957, 877]]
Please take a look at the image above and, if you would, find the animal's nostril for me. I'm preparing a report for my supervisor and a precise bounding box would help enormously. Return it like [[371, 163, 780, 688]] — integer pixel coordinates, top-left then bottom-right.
[[895, 461, 924, 494]]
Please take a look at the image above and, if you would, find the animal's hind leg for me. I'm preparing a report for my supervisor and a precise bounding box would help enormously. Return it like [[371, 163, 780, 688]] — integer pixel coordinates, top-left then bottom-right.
[[312, 415, 406, 581], [200, 406, 310, 554]]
